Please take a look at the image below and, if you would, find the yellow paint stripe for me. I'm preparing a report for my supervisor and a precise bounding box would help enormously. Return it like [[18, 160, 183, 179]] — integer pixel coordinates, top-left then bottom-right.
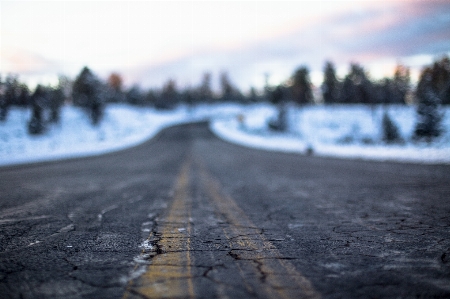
[[199, 163, 321, 299], [123, 158, 195, 299]]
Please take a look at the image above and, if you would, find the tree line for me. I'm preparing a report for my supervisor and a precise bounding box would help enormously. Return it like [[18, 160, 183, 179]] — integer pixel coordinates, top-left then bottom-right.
[[0, 56, 448, 140]]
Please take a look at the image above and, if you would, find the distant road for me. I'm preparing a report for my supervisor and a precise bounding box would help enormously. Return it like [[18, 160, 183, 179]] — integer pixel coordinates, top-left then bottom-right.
[[1, 122, 449, 298]]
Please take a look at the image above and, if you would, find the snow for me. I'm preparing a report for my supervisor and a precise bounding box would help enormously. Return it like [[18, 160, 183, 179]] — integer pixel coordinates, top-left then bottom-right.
[[212, 104, 450, 164], [1, 103, 449, 167]]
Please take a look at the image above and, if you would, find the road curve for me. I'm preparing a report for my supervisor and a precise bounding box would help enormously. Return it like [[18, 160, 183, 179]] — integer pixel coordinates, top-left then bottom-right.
[[1, 122, 449, 298]]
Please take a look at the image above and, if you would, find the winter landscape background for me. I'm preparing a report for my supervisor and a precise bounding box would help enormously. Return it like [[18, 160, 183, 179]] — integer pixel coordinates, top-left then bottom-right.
[[2, 55, 450, 167]]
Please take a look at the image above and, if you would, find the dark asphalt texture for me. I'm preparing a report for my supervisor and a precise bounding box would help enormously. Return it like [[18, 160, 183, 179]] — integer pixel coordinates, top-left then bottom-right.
[[0, 122, 449, 298]]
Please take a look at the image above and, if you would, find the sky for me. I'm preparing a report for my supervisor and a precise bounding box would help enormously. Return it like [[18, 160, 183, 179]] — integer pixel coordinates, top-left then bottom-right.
[[1, 0, 450, 92]]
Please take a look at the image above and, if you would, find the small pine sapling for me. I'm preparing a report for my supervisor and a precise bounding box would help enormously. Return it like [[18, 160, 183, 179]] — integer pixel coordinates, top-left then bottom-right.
[[382, 112, 401, 143]]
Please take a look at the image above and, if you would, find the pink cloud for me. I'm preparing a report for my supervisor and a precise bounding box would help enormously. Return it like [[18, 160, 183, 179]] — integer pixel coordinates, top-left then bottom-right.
[[1, 49, 58, 75]]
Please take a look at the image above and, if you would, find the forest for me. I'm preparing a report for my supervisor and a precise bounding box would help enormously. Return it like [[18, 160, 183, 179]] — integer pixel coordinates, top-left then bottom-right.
[[0, 56, 449, 142]]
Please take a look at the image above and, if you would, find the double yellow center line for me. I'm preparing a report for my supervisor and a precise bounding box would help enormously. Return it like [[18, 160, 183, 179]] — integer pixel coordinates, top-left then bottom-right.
[[124, 156, 320, 298]]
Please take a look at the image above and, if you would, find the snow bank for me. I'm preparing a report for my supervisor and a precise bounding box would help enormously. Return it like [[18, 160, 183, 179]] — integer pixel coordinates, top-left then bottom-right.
[[211, 104, 450, 164], [0, 104, 245, 167], [1, 103, 449, 167]]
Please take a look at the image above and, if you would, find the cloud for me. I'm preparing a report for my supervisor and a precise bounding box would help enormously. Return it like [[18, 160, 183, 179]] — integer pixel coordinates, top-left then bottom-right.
[[132, 1, 450, 90], [1, 49, 60, 75]]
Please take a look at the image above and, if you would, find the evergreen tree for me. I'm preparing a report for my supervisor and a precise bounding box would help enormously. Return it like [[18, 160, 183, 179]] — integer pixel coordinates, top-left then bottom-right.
[[248, 87, 259, 103], [182, 88, 195, 107], [291, 66, 313, 105], [199, 72, 213, 103], [0, 77, 7, 121], [322, 61, 339, 104], [126, 85, 144, 106], [391, 64, 410, 104], [382, 111, 401, 143], [49, 86, 64, 123], [219, 72, 235, 102], [28, 85, 46, 135], [145, 89, 159, 107], [376, 78, 392, 105], [414, 68, 443, 141], [17, 84, 31, 107], [72, 66, 104, 125], [430, 56, 450, 105], [158, 79, 177, 109], [268, 86, 287, 131], [340, 63, 373, 104], [0, 75, 19, 121], [340, 76, 355, 104]]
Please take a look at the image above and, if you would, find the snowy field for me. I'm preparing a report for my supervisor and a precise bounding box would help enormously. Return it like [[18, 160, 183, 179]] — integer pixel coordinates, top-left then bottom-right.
[[212, 104, 450, 164], [1, 103, 449, 167]]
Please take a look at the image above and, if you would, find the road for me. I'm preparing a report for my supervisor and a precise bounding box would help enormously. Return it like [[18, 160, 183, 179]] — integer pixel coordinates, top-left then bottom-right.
[[1, 122, 449, 299]]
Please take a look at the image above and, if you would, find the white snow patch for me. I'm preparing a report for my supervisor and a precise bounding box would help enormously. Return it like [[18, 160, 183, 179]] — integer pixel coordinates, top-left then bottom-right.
[[211, 103, 450, 164]]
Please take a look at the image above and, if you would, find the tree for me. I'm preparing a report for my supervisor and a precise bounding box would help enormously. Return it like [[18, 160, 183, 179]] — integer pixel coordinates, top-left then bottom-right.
[[382, 111, 401, 143], [219, 72, 236, 102], [106, 72, 125, 103], [0, 75, 20, 121], [268, 86, 288, 131], [28, 85, 46, 135], [49, 85, 64, 123], [108, 73, 123, 92], [290, 66, 313, 105], [414, 68, 443, 141], [145, 89, 159, 107], [322, 61, 340, 104], [72, 66, 103, 125], [248, 87, 259, 103], [340, 76, 355, 104], [158, 79, 178, 109], [126, 85, 144, 106], [376, 78, 392, 105], [391, 64, 410, 104], [199, 72, 213, 103], [340, 63, 373, 104], [0, 77, 7, 121], [17, 83, 31, 107], [430, 56, 450, 105]]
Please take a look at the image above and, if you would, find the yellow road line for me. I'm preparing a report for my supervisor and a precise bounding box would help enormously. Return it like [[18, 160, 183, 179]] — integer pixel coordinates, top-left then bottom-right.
[[124, 158, 195, 299], [199, 162, 321, 299]]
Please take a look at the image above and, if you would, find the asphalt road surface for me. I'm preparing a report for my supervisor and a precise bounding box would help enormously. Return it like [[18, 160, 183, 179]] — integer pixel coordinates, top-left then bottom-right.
[[1, 122, 449, 299]]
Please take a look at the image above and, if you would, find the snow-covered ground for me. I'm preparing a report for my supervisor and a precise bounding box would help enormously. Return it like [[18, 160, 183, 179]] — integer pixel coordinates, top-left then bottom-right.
[[0, 104, 243, 167], [212, 104, 450, 164], [1, 103, 449, 167]]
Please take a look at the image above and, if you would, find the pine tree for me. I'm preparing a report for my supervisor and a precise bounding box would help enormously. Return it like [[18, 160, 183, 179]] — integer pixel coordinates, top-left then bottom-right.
[[0, 78, 7, 122], [414, 68, 443, 141], [382, 111, 401, 143], [268, 86, 287, 131], [28, 85, 46, 135], [322, 61, 339, 104], [430, 56, 450, 105], [219, 72, 235, 102], [291, 66, 313, 105], [126, 85, 144, 106], [0, 75, 19, 121], [391, 64, 410, 104], [158, 79, 177, 109], [199, 72, 213, 103], [72, 67, 103, 125], [338, 63, 375, 104]]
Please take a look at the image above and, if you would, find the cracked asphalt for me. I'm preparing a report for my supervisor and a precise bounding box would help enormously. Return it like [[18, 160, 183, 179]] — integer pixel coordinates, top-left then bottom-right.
[[1, 122, 449, 298]]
